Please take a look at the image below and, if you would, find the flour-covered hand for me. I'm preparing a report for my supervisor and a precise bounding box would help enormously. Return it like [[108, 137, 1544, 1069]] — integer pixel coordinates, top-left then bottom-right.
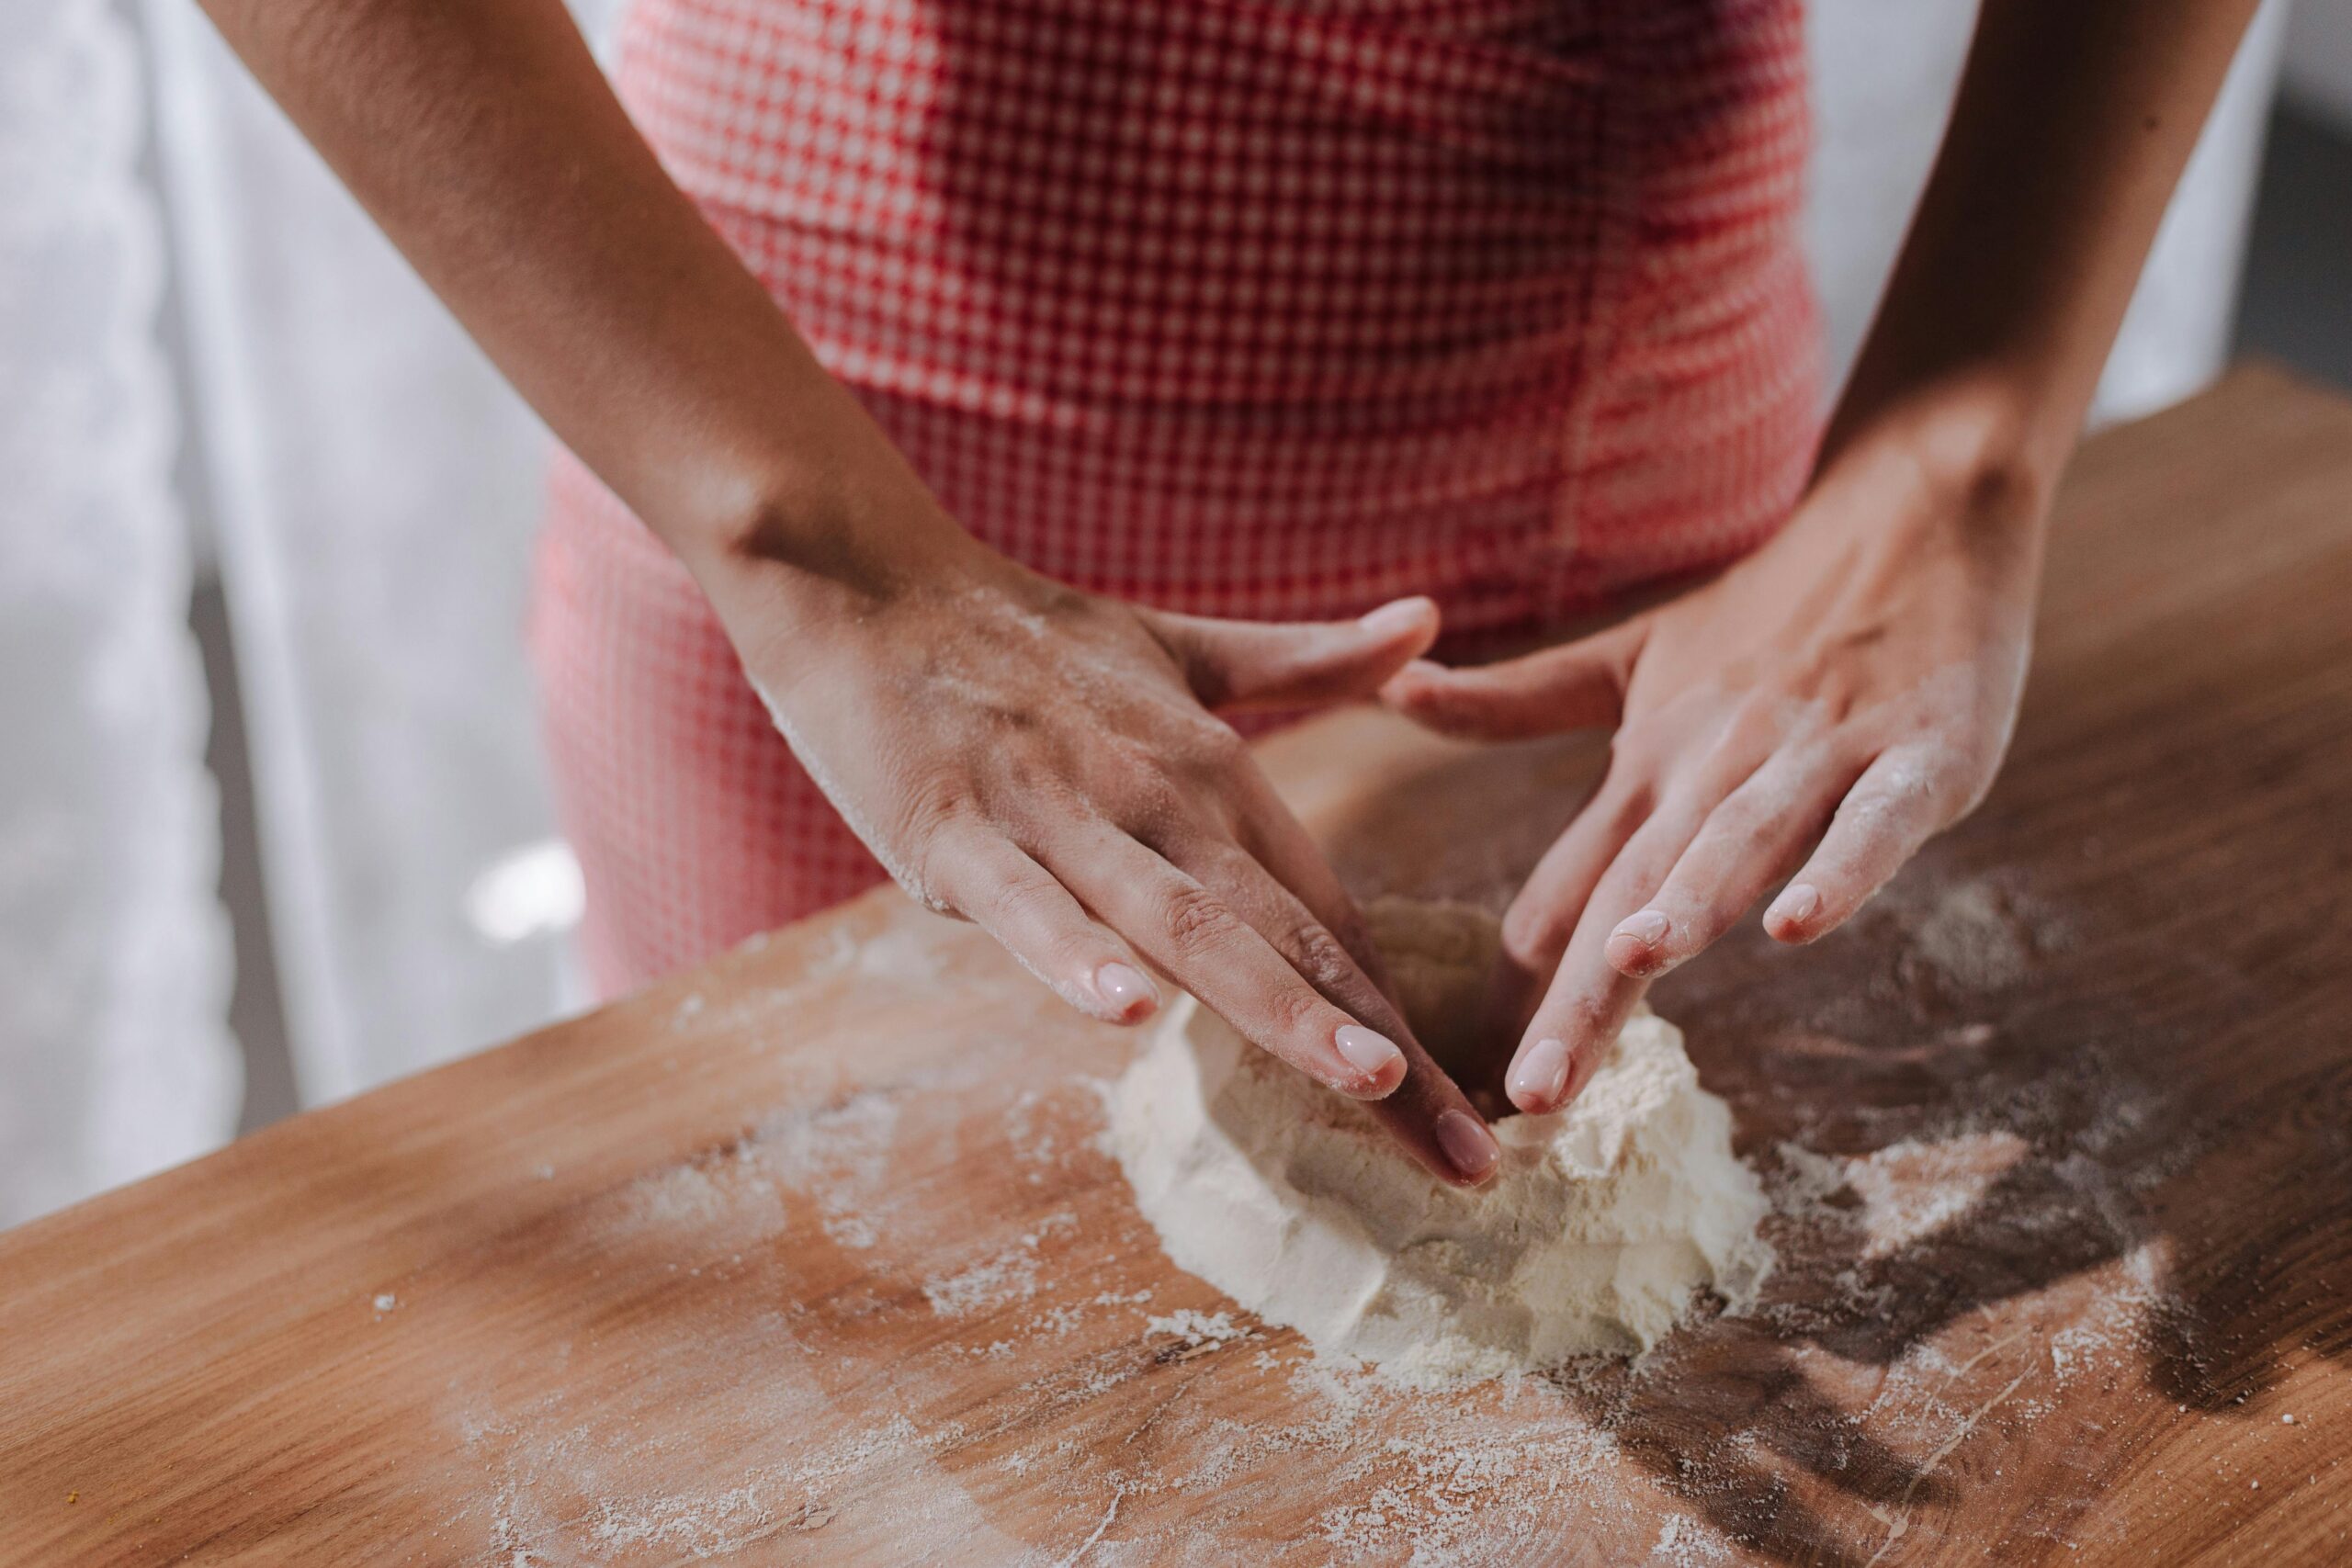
[[1383, 412, 2043, 1114], [709, 503, 1502, 1185]]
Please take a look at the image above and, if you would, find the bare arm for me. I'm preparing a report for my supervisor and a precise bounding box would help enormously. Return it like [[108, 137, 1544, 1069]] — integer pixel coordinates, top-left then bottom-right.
[[1387, 0, 2266, 1111], [200, 0, 923, 585], [199, 0, 1504, 1182], [1826, 0, 2268, 497]]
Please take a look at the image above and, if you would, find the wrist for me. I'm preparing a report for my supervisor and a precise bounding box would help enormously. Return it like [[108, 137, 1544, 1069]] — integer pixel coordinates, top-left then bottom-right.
[[1816, 366, 2067, 544], [706, 485, 994, 671], [662, 426, 994, 652]]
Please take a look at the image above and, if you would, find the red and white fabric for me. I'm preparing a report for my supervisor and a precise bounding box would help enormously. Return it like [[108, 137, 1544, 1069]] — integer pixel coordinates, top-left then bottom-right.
[[533, 0, 1826, 998]]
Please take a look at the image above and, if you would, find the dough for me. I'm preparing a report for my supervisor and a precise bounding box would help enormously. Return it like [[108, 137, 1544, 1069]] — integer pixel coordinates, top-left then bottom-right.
[[1107, 897, 1772, 1383]]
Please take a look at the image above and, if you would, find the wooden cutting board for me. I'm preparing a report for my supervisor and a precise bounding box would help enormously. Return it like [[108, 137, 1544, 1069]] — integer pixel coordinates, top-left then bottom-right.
[[5, 367, 2351, 1566]]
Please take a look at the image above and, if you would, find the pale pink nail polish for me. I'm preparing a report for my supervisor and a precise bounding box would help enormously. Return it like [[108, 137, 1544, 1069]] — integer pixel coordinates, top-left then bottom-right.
[[1613, 909, 1670, 948], [1770, 883, 1822, 930], [1435, 1110, 1499, 1181], [1093, 962, 1157, 1017], [1334, 1023, 1404, 1079], [1509, 1037, 1571, 1109]]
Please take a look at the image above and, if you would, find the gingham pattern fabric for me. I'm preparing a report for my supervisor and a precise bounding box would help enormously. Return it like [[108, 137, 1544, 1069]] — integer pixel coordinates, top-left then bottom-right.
[[534, 0, 1825, 996]]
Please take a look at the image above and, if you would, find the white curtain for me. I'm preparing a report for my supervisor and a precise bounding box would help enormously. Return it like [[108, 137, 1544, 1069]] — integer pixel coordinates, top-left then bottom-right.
[[1807, 0, 2291, 423], [0, 0, 236, 1226], [140, 0, 627, 1106], [0, 0, 2288, 1224]]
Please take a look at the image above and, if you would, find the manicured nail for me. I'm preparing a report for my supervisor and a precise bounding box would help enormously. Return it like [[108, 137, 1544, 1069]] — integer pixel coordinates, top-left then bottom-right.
[[1358, 598, 1432, 639], [1613, 909, 1669, 948], [1435, 1110, 1500, 1181], [1606, 909, 1674, 974], [1334, 1023, 1405, 1081], [1093, 962, 1157, 1018], [1508, 1037, 1571, 1110], [1769, 883, 1822, 931]]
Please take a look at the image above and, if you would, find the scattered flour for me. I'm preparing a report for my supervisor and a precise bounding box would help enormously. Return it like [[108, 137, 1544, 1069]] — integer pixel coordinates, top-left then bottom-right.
[[922, 1212, 1077, 1318], [1144, 1309, 1249, 1349], [923, 1245, 1044, 1319], [446, 870, 2188, 1564]]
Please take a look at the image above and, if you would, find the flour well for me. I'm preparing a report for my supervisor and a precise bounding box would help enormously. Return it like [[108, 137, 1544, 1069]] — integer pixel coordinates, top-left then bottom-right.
[[1109, 898, 1773, 1383]]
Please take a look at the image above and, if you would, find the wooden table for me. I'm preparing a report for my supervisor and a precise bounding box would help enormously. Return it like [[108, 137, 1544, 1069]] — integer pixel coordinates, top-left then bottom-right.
[[6, 367, 2351, 1566]]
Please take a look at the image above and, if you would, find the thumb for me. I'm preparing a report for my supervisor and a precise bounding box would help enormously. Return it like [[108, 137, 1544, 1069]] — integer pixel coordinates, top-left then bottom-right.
[[1379, 619, 1641, 740], [1147, 596, 1441, 712]]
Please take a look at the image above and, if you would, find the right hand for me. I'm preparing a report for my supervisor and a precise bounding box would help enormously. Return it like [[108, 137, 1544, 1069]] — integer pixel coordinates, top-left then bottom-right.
[[707, 522, 1503, 1187]]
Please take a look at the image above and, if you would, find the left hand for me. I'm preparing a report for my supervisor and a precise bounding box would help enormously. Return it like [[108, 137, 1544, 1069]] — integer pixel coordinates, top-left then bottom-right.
[[1382, 423, 2046, 1113]]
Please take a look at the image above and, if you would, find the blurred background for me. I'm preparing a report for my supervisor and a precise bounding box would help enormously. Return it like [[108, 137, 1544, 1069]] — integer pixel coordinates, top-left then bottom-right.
[[2, 0, 2346, 1228]]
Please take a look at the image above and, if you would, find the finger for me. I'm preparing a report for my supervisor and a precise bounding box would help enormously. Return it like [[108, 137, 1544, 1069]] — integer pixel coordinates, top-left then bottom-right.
[[1378, 619, 1643, 741], [1764, 744, 1963, 944], [925, 830, 1161, 1024], [1144, 596, 1439, 712], [1485, 771, 1655, 1074], [1045, 823, 1412, 1103], [1217, 765, 1398, 998], [1224, 765, 1518, 1168], [1170, 822, 1499, 1186], [1601, 745, 1871, 980], [1506, 776, 1734, 1114]]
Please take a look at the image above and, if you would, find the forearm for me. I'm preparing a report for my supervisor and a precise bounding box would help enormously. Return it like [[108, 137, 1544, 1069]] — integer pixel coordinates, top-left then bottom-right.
[[1824, 0, 2266, 514], [199, 0, 964, 604]]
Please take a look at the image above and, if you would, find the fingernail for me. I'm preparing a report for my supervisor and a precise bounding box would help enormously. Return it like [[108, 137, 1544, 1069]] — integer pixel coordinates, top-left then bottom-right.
[[1093, 962, 1157, 1018], [1334, 1023, 1405, 1080], [1435, 1109, 1500, 1181], [1612, 909, 1670, 948], [1508, 1037, 1571, 1110], [1769, 883, 1822, 930], [1357, 598, 1431, 639]]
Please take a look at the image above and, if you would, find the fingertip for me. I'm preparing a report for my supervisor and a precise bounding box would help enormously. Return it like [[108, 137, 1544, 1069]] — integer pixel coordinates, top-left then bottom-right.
[[1333, 1023, 1408, 1099], [1340, 1064, 1408, 1100], [1504, 1036, 1572, 1115], [1433, 1107, 1500, 1184], [1603, 931, 1676, 978], [1356, 595, 1441, 649], [1604, 908, 1681, 978], [1091, 960, 1160, 1023], [1763, 882, 1826, 944]]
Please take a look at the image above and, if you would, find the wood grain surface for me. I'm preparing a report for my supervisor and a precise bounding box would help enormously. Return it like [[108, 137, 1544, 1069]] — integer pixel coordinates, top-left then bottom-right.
[[4, 367, 2351, 1566]]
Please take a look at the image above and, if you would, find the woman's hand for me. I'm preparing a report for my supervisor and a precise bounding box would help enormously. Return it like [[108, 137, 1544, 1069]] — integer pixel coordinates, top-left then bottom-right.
[[710, 512, 1503, 1186], [1383, 409, 2046, 1114]]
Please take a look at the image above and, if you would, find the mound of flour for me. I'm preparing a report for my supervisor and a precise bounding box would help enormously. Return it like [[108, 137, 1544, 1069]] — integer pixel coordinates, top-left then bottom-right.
[[1107, 898, 1772, 1383]]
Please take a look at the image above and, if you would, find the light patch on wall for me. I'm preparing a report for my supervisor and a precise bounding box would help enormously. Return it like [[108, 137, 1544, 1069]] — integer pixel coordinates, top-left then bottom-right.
[[464, 839, 584, 946]]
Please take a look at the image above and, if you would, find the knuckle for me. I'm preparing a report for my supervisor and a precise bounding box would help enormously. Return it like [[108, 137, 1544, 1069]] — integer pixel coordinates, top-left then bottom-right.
[[895, 770, 980, 847], [1195, 716, 1250, 768], [1158, 879, 1233, 956], [1116, 762, 1193, 824], [1287, 920, 1358, 993], [1262, 978, 1330, 1040], [1720, 695, 1793, 760], [1170, 721, 1252, 790], [1325, 908, 1377, 967], [901, 837, 974, 917]]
